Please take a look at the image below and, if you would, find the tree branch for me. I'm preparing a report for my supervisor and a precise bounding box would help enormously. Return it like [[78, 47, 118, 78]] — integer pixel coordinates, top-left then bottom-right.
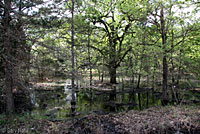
[[95, 18, 111, 39], [116, 46, 132, 68], [0, 1, 4, 8], [89, 45, 104, 56], [118, 23, 131, 54]]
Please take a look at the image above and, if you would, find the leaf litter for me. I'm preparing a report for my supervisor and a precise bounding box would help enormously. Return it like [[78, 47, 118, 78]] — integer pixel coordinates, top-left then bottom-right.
[[1, 105, 199, 134]]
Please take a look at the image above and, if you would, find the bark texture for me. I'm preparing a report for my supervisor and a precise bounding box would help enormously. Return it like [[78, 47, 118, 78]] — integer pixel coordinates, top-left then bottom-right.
[[3, 0, 15, 114]]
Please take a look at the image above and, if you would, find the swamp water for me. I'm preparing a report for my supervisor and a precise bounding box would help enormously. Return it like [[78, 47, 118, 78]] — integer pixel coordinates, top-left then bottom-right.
[[30, 82, 162, 120], [30, 81, 200, 120]]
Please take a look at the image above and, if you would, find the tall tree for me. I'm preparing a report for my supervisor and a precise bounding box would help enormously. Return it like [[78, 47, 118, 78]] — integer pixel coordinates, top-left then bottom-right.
[[0, 0, 45, 114], [160, 4, 168, 105], [84, 0, 146, 84], [2, 0, 15, 114], [146, 0, 199, 104], [71, 0, 76, 116]]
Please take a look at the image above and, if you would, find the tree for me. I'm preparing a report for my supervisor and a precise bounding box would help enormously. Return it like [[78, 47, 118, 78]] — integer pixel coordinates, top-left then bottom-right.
[[0, 0, 45, 114], [145, 0, 199, 104], [1, 0, 15, 114], [84, 0, 146, 84], [71, 0, 76, 116]]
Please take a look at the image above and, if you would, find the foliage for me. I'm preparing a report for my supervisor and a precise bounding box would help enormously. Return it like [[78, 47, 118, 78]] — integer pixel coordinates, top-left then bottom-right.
[[0, 0, 199, 119]]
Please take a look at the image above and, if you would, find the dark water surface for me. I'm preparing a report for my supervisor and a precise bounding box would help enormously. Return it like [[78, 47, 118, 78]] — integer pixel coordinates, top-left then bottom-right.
[[30, 82, 200, 120]]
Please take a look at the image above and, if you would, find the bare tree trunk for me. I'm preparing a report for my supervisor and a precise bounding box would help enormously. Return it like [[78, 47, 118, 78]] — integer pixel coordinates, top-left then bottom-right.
[[3, 0, 15, 114]]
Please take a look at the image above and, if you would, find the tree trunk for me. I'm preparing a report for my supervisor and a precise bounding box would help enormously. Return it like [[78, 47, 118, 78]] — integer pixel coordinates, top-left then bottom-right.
[[109, 66, 117, 101], [71, 0, 76, 117], [5, 61, 14, 114], [101, 58, 105, 82], [146, 91, 149, 108], [109, 67, 117, 84], [88, 30, 92, 87], [137, 74, 141, 89], [162, 55, 168, 105], [137, 73, 141, 110], [170, 29, 176, 101], [101, 71, 104, 82], [152, 64, 156, 90], [97, 68, 101, 81], [3, 0, 15, 114], [138, 93, 141, 110], [160, 6, 168, 105], [177, 49, 182, 85]]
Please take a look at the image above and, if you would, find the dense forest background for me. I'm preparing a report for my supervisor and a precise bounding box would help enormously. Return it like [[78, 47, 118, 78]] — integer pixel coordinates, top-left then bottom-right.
[[0, 0, 199, 116]]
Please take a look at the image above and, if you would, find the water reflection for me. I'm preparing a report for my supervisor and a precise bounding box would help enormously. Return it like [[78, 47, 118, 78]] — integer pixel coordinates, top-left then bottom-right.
[[64, 83, 77, 101], [31, 84, 162, 119]]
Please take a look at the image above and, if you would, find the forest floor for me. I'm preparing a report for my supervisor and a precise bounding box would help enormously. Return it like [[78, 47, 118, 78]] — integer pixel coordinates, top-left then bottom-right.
[[0, 105, 200, 134]]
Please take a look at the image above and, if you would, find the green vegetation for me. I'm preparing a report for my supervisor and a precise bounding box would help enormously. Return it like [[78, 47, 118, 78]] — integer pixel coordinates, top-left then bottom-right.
[[0, 0, 199, 133]]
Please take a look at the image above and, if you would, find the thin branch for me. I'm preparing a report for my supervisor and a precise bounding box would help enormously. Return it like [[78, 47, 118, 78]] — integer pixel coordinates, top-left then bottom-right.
[[118, 23, 131, 54], [89, 45, 104, 56]]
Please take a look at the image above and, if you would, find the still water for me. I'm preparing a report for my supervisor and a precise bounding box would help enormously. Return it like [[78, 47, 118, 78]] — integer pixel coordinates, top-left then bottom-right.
[[31, 82, 163, 120]]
